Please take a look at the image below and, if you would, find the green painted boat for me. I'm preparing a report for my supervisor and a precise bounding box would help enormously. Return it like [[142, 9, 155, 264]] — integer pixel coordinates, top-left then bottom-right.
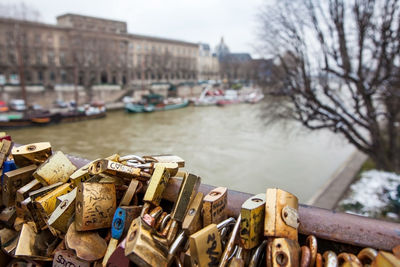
[[125, 99, 189, 113]]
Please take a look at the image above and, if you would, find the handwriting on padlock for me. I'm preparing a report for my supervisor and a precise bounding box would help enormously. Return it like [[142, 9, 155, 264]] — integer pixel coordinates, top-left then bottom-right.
[[206, 233, 220, 265]]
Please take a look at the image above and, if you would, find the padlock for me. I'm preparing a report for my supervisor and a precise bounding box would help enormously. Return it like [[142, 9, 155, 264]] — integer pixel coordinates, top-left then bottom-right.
[[16, 179, 41, 203], [75, 182, 117, 231], [182, 192, 204, 235], [125, 217, 169, 267], [33, 151, 77, 185], [11, 142, 51, 167], [29, 181, 64, 200], [189, 217, 236, 267], [65, 222, 107, 262], [0, 206, 16, 228], [171, 173, 201, 223], [70, 162, 92, 186], [143, 165, 170, 206], [53, 249, 90, 267], [154, 162, 179, 177], [240, 193, 266, 249], [14, 223, 56, 261], [34, 183, 74, 218], [2, 164, 37, 207], [20, 197, 46, 231], [88, 159, 146, 180], [47, 188, 77, 235], [120, 179, 140, 206], [338, 253, 362, 267], [0, 228, 18, 258], [371, 251, 400, 267], [102, 206, 142, 266], [145, 154, 185, 168], [268, 238, 300, 267], [203, 187, 228, 226], [0, 139, 13, 169], [264, 188, 299, 241], [357, 248, 378, 265]]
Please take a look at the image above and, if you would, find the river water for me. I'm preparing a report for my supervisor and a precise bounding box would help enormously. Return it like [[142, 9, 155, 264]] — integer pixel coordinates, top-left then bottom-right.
[[7, 103, 354, 202]]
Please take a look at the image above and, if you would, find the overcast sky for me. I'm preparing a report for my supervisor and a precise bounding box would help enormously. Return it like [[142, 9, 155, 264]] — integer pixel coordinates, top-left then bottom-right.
[[1, 0, 266, 58]]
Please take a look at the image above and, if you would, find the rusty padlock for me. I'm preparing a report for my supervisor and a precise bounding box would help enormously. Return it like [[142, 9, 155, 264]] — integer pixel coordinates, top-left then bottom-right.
[[264, 188, 299, 241], [203, 187, 228, 226]]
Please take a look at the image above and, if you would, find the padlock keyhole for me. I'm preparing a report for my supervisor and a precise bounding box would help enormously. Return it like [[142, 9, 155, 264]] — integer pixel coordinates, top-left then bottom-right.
[[275, 252, 288, 266]]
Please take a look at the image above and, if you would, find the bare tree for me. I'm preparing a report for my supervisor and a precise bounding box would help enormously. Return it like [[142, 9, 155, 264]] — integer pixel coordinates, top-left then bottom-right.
[[259, 0, 400, 171]]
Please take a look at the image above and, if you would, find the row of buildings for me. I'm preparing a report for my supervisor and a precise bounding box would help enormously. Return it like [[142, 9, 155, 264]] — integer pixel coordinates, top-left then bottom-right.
[[0, 13, 269, 91]]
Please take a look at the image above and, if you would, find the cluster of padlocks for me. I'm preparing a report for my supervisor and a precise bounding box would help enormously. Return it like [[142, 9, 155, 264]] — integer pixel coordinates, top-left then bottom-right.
[[0, 135, 400, 267]]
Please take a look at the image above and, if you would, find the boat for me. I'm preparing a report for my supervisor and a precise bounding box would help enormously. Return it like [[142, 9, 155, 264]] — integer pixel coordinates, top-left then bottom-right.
[[125, 94, 189, 113], [216, 89, 242, 106], [245, 89, 265, 104], [194, 86, 225, 106]]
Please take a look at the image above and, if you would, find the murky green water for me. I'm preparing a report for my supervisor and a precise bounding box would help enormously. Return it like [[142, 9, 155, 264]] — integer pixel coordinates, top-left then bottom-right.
[[7, 103, 354, 202]]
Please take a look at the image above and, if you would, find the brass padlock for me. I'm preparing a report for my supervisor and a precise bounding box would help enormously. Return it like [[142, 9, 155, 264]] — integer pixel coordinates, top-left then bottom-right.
[[171, 173, 201, 223], [16, 179, 41, 203], [88, 159, 144, 180], [47, 188, 77, 235], [34, 183, 74, 218], [264, 188, 299, 241], [33, 151, 77, 185], [65, 222, 107, 262], [20, 197, 45, 231], [371, 251, 400, 267], [2, 164, 37, 207], [189, 223, 223, 267], [0, 139, 13, 168], [182, 192, 204, 235], [125, 217, 169, 267], [70, 162, 92, 186], [53, 249, 90, 267], [75, 182, 117, 231], [240, 193, 266, 249], [29, 181, 64, 200], [143, 165, 170, 206], [11, 142, 51, 167], [268, 238, 300, 267], [203, 187, 228, 226]]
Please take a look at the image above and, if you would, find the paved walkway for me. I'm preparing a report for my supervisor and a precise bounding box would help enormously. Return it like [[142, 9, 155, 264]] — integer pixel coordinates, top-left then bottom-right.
[[307, 150, 368, 209]]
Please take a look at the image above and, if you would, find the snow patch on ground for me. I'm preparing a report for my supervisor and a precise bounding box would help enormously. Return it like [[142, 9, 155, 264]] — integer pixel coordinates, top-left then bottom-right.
[[338, 170, 400, 220]]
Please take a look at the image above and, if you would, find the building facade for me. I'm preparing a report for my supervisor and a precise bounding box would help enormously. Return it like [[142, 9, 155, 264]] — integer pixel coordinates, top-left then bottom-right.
[[197, 43, 219, 81], [0, 14, 202, 90]]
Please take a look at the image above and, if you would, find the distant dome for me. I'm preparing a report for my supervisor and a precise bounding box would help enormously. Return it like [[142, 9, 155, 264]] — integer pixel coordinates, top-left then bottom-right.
[[215, 37, 230, 59]]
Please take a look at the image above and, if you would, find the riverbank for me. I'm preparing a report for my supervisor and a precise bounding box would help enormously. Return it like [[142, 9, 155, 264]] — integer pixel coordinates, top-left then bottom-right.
[[307, 150, 368, 209]]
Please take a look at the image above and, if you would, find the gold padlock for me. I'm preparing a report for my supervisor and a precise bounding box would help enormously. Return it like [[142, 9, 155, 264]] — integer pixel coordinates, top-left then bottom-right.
[[29, 181, 64, 200], [182, 192, 204, 235], [143, 165, 170, 206], [2, 164, 37, 207], [264, 188, 299, 241], [11, 142, 51, 167], [154, 162, 179, 176], [125, 217, 169, 267], [189, 223, 223, 267], [33, 151, 77, 185], [240, 193, 266, 250], [47, 188, 77, 235], [203, 187, 228, 226], [75, 182, 117, 231], [171, 173, 201, 223], [269, 238, 300, 267], [34, 183, 74, 218]]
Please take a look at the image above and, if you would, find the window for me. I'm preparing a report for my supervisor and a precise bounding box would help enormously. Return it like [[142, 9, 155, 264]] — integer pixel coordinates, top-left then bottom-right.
[[36, 51, 42, 64], [50, 71, 55, 81], [38, 71, 43, 82], [60, 52, 66, 65], [136, 44, 141, 51], [34, 34, 41, 44], [61, 70, 67, 83], [59, 36, 65, 46], [8, 53, 16, 64], [48, 51, 55, 65], [47, 35, 53, 47]]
